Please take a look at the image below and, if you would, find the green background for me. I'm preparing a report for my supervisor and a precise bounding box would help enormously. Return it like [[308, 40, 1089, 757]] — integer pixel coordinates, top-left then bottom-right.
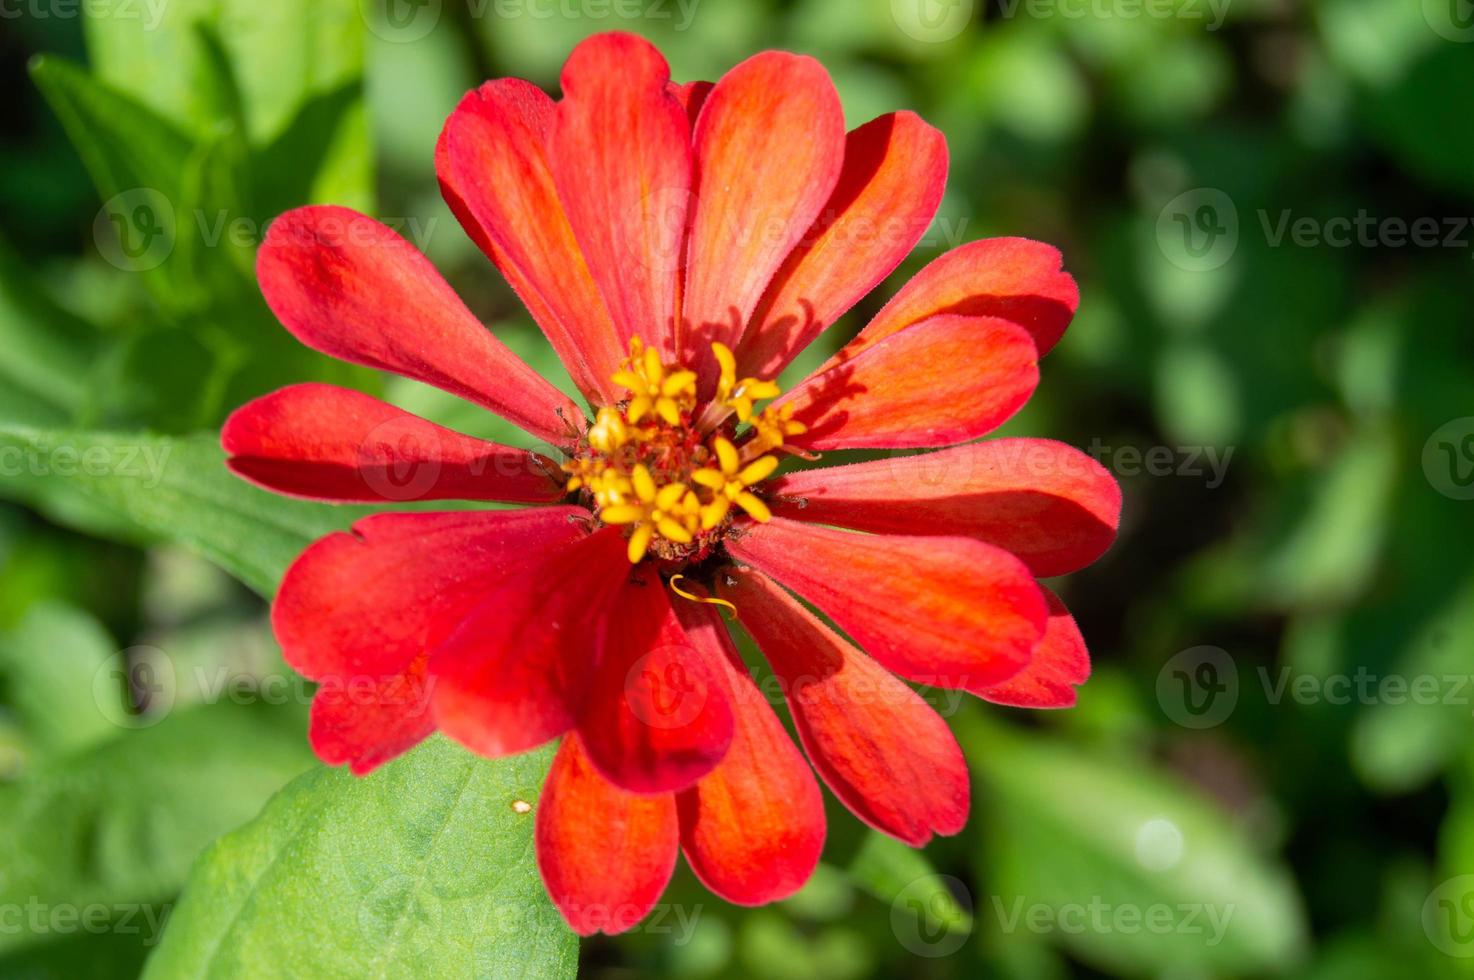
[[1, 0, 1472, 976]]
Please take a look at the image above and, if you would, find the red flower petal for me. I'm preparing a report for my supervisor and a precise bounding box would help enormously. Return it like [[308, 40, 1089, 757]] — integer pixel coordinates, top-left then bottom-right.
[[536, 732, 679, 936], [720, 569, 968, 846], [307, 653, 435, 776], [668, 80, 713, 124], [775, 314, 1039, 451], [256, 206, 579, 443], [222, 383, 565, 504], [726, 518, 1047, 690], [767, 438, 1120, 577], [274, 507, 589, 682], [673, 604, 825, 905], [854, 236, 1079, 358], [978, 587, 1091, 708], [740, 112, 948, 378], [438, 79, 625, 405], [578, 566, 735, 793], [680, 51, 845, 382], [551, 34, 690, 359], [430, 527, 630, 759]]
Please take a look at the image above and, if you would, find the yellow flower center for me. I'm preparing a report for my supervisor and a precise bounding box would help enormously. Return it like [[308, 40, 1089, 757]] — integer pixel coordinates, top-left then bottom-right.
[[563, 338, 804, 564]]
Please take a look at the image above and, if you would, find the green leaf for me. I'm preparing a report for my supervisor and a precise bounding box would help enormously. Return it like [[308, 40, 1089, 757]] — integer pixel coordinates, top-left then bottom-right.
[[83, 0, 364, 147], [29, 57, 195, 310], [959, 712, 1309, 977], [143, 737, 578, 980], [847, 832, 972, 938], [0, 231, 99, 426], [1352, 573, 1474, 793], [29, 57, 192, 208], [0, 703, 313, 959], [0, 601, 119, 757], [0, 426, 363, 596]]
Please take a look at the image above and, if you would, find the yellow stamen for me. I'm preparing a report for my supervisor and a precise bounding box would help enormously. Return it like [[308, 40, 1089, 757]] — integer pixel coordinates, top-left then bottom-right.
[[627, 524, 654, 563], [668, 574, 738, 620], [568, 335, 785, 565]]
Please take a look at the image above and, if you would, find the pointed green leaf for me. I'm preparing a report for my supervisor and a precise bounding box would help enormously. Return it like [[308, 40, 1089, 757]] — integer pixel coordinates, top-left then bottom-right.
[[143, 737, 578, 979], [0, 426, 364, 596], [0, 703, 313, 959]]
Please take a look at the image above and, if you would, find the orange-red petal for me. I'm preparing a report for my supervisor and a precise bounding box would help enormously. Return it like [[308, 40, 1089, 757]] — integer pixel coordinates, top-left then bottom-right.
[[536, 733, 679, 936], [978, 587, 1091, 708], [222, 383, 564, 504], [430, 527, 630, 759], [720, 569, 968, 846], [680, 51, 845, 383], [256, 206, 578, 444], [274, 506, 589, 682], [852, 236, 1079, 358], [438, 79, 625, 405], [667, 79, 713, 125], [775, 314, 1038, 451], [307, 652, 435, 776], [726, 518, 1047, 690], [767, 438, 1120, 577], [740, 111, 948, 378], [550, 33, 689, 358], [673, 604, 825, 905], [578, 566, 734, 794]]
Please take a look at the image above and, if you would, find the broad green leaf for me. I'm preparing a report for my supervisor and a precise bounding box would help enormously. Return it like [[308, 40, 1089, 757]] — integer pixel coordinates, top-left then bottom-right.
[[0, 426, 361, 596], [84, 0, 363, 147], [0, 600, 118, 757], [959, 712, 1309, 977], [0, 703, 313, 959], [143, 737, 578, 980]]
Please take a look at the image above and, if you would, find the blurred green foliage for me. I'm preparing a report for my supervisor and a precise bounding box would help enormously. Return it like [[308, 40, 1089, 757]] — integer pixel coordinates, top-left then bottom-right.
[[0, 0, 1471, 977]]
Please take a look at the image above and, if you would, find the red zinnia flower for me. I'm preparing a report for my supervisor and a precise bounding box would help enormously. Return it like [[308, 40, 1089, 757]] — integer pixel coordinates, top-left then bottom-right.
[[222, 32, 1121, 935]]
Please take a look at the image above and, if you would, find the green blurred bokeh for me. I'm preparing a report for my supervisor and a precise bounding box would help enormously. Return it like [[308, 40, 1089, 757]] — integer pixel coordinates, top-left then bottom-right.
[[1, 0, 1472, 977]]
